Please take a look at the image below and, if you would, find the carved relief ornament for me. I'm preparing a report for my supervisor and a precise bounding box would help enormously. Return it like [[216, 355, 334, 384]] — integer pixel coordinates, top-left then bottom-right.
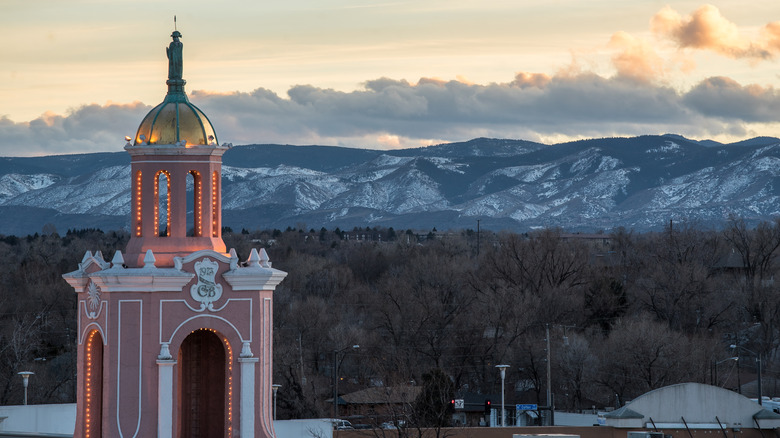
[[190, 258, 223, 311], [86, 281, 101, 319]]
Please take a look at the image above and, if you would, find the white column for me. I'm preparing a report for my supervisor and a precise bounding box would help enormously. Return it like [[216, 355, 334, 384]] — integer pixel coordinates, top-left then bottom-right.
[[239, 357, 260, 438], [157, 359, 176, 438]]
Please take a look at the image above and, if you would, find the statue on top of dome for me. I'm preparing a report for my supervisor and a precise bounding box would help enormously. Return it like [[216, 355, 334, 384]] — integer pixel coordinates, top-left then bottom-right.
[[166, 30, 183, 81]]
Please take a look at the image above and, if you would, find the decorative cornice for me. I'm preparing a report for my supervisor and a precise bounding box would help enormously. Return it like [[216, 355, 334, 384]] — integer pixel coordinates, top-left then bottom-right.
[[175, 249, 236, 271], [222, 266, 287, 291], [62, 274, 89, 290], [89, 268, 195, 292], [223, 247, 287, 291], [125, 143, 228, 156]]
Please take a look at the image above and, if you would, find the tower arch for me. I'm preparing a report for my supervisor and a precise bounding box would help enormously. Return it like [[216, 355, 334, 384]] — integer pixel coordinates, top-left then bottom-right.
[[133, 170, 143, 237], [156, 170, 171, 237], [186, 170, 202, 237]]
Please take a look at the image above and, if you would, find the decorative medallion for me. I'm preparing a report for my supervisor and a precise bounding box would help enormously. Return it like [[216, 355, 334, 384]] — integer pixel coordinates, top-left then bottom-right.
[[190, 258, 223, 311], [86, 281, 101, 319]]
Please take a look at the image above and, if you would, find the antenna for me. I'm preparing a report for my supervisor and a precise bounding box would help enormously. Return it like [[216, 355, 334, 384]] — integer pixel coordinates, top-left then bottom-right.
[[174, 15, 177, 31]]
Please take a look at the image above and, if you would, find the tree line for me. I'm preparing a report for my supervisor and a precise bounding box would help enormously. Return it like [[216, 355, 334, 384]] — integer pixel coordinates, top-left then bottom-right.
[[0, 220, 777, 425]]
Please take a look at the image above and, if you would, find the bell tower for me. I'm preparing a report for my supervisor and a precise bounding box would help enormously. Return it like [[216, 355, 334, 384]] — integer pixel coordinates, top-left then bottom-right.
[[63, 29, 286, 438], [124, 29, 225, 268]]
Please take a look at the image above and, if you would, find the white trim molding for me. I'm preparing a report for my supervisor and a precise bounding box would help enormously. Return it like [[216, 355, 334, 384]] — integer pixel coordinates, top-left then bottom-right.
[[156, 359, 177, 438], [239, 357, 259, 438]]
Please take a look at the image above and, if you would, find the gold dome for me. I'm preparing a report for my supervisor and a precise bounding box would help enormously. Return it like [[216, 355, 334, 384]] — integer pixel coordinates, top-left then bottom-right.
[[134, 99, 218, 147]]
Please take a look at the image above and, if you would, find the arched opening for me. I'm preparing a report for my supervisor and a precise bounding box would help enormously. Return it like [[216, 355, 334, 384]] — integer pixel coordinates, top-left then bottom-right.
[[178, 329, 226, 438], [155, 170, 171, 237], [211, 171, 219, 237], [84, 330, 104, 438], [186, 171, 202, 237], [134, 171, 143, 237]]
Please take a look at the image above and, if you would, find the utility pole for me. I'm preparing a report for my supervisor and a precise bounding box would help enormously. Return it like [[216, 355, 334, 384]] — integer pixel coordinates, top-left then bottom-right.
[[546, 324, 552, 424], [333, 345, 359, 418], [758, 357, 763, 405], [476, 219, 480, 257]]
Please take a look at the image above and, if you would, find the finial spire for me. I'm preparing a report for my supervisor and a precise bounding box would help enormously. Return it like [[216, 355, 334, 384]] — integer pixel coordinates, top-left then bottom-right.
[[174, 15, 177, 31]]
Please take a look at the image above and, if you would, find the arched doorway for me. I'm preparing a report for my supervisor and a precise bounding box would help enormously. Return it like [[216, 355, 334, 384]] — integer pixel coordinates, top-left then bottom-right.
[[85, 329, 103, 438], [178, 329, 226, 437]]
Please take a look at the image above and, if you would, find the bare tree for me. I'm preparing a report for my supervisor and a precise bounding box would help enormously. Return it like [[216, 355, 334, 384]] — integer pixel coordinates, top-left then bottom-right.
[[554, 332, 597, 411], [595, 313, 706, 404]]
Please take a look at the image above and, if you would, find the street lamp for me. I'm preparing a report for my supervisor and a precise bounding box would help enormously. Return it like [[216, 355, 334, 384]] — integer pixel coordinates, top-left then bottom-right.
[[333, 345, 359, 418], [272, 384, 282, 420], [18, 372, 33, 405], [496, 365, 510, 427], [544, 323, 573, 425], [712, 357, 738, 387], [731, 344, 763, 405]]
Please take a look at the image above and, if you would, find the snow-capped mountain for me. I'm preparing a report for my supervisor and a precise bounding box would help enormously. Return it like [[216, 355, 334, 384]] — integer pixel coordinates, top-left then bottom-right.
[[1, 135, 780, 235]]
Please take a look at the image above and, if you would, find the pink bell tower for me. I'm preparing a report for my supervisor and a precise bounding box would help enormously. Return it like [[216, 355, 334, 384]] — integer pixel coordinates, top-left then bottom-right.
[[63, 29, 286, 438]]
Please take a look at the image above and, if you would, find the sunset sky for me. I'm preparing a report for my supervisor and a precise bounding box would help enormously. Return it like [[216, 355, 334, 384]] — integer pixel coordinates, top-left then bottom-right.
[[1, 0, 779, 156]]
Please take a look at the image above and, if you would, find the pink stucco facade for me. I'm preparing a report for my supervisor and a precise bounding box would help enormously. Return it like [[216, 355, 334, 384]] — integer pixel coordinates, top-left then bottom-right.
[[62, 29, 287, 436], [124, 145, 227, 269], [64, 247, 286, 437], [63, 143, 287, 437]]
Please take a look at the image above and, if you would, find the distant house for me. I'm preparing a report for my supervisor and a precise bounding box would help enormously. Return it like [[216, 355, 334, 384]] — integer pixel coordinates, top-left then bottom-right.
[[339, 386, 422, 425], [712, 248, 775, 286], [560, 233, 612, 250], [342, 230, 384, 242]]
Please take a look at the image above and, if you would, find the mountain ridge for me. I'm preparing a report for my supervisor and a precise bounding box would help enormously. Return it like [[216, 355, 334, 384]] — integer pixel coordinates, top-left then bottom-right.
[[1, 135, 779, 235]]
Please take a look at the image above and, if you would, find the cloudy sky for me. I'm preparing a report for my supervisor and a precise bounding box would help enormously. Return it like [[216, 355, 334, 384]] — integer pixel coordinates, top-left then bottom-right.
[[1, 0, 779, 156]]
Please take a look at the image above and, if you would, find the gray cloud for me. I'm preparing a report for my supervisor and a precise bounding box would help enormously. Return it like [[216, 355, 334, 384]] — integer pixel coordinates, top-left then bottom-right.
[[0, 103, 150, 157], [683, 77, 780, 122], [0, 72, 777, 157]]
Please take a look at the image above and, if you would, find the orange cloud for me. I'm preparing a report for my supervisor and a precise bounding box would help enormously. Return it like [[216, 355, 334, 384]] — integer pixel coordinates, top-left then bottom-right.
[[764, 22, 780, 53], [511, 72, 551, 88], [377, 133, 402, 148], [608, 31, 665, 83], [455, 75, 475, 86], [39, 111, 61, 128], [416, 77, 448, 87], [651, 5, 774, 60]]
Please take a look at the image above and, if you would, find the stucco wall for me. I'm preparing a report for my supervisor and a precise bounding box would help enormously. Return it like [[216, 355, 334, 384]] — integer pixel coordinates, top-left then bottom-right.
[[0, 406, 333, 438], [0, 404, 75, 435], [336, 425, 771, 438], [273, 419, 334, 438]]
